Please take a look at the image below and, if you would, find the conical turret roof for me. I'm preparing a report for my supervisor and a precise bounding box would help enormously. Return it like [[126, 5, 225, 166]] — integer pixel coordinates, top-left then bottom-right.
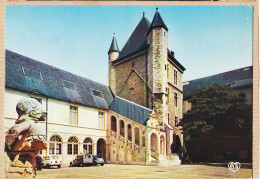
[[147, 8, 168, 34], [108, 33, 120, 54]]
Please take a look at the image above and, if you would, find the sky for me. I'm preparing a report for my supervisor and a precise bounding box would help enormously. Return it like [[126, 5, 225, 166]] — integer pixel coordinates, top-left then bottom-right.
[[5, 6, 253, 85]]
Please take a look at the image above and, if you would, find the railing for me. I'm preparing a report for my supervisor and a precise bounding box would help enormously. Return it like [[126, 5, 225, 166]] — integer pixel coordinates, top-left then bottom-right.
[[108, 130, 144, 154]]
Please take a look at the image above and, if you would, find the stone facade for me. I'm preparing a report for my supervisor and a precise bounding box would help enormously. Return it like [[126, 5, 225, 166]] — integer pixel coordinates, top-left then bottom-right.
[[108, 9, 185, 161]]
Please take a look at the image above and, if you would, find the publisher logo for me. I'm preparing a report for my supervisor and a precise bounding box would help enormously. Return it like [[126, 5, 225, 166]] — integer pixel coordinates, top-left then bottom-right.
[[228, 162, 241, 172]]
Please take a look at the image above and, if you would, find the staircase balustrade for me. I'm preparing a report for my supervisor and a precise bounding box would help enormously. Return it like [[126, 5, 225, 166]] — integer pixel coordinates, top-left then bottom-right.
[[108, 130, 144, 154]]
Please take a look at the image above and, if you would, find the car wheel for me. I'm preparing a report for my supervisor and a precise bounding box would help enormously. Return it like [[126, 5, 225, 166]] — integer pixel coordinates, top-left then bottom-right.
[[70, 163, 73, 167], [80, 163, 84, 167], [58, 165, 61, 168], [46, 164, 50, 169], [101, 164, 104, 166], [93, 162, 97, 166]]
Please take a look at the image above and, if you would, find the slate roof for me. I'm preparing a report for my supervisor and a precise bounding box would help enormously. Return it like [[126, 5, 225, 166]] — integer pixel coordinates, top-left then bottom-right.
[[109, 96, 152, 126], [147, 8, 168, 35], [183, 66, 253, 98], [116, 16, 151, 60], [108, 34, 120, 54], [5, 50, 114, 109]]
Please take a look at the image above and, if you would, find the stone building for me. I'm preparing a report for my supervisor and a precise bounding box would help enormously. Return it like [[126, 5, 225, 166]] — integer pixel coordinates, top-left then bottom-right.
[[182, 66, 253, 162], [108, 8, 185, 157], [5, 9, 185, 166]]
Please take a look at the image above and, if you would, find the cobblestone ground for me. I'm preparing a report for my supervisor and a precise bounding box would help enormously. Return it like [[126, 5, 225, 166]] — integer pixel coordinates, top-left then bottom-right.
[[36, 164, 252, 178]]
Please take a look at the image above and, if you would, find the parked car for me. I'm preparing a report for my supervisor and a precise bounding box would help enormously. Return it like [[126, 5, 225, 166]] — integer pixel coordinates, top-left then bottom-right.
[[70, 154, 105, 167], [41, 156, 61, 169]]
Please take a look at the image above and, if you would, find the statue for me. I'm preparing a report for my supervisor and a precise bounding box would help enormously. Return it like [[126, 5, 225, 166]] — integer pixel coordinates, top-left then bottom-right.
[[5, 98, 47, 178]]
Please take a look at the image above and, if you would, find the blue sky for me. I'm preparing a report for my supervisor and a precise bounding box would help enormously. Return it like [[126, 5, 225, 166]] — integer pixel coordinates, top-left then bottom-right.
[[5, 6, 253, 85]]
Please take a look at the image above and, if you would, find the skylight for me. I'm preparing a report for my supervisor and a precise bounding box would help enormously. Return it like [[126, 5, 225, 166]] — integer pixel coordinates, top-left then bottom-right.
[[22, 67, 42, 80], [62, 80, 77, 90]]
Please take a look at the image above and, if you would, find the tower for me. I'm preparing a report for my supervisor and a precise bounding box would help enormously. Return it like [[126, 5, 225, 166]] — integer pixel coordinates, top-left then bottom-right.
[[147, 8, 169, 125], [108, 33, 120, 95]]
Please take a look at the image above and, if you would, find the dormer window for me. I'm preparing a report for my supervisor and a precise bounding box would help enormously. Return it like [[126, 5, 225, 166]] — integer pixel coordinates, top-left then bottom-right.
[[22, 67, 42, 80], [91, 89, 103, 98], [62, 80, 77, 90]]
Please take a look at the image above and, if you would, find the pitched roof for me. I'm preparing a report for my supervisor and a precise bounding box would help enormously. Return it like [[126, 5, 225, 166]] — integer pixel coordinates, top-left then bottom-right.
[[147, 8, 168, 35], [108, 34, 120, 54], [109, 96, 152, 126], [116, 16, 151, 60], [183, 66, 253, 98], [5, 50, 114, 109]]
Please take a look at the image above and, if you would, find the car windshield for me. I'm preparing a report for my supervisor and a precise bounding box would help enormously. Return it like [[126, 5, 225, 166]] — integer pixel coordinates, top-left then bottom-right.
[[51, 156, 59, 160]]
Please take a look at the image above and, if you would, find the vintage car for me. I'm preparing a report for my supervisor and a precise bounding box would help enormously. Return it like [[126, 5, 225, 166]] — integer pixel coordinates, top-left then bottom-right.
[[70, 154, 105, 167], [41, 156, 62, 169]]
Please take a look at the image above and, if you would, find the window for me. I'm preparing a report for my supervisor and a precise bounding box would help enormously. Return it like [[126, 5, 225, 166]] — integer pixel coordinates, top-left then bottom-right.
[[98, 112, 105, 129], [238, 93, 246, 98], [167, 64, 169, 79], [67, 137, 78, 155], [92, 89, 103, 98], [69, 106, 78, 126], [49, 135, 62, 155], [22, 67, 42, 80], [175, 116, 179, 127], [174, 92, 178, 107], [83, 138, 93, 155], [174, 70, 178, 85], [30, 97, 42, 104], [62, 80, 77, 90]]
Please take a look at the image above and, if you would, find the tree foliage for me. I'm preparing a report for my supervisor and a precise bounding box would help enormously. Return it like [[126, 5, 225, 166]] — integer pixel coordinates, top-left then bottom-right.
[[181, 84, 252, 139]]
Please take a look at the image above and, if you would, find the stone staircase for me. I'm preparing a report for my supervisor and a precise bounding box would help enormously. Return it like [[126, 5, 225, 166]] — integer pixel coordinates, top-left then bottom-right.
[[108, 130, 146, 164]]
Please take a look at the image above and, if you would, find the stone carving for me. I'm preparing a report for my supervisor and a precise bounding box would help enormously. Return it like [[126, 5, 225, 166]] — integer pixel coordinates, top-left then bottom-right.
[[5, 98, 47, 178], [146, 110, 159, 128]]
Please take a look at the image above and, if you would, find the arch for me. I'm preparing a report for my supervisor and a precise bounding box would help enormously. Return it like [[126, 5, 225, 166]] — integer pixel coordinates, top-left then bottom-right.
[[142, 136, 145, 147], [135, 127, 140, 146], [67, 136, 79, 155], [171, 134, 181, 153], [127, 124, 132, 141], [111, 116, 117, 132], [97, 138, 106, 161], [49, 135, 62, 155], [150, 133, 158, 153], [83, 137, 93, 155], [160, 135, 165, 155], [119, 120, 125, 137]]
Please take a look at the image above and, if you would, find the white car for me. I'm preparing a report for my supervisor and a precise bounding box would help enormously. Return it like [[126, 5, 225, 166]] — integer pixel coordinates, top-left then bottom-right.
[[41, 156, 61, 169]]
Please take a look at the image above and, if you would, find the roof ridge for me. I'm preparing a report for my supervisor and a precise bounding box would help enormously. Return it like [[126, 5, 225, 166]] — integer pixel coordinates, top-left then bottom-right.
[[184, 66, 253, 83]]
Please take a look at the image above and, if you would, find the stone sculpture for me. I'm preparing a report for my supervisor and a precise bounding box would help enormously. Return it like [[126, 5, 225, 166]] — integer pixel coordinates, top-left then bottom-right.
[[5, 98, 47, 178]]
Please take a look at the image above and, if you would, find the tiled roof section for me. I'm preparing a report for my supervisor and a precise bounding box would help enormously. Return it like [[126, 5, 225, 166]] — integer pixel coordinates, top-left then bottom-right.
[[109, 96, 152, 126], [117, 17, 151, 60], [5, 50, 114, 109], [108, 34, 120, 54], [147, 8, 168, 35], [183, 66, 253, 98]]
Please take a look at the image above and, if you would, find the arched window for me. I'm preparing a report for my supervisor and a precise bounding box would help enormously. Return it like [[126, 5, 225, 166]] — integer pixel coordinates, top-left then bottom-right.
[[49, 135, 62, 155], [135, 127, 140, 146], [127, 124, 132, 141], [120, 120, 125, 137], [83, 138, 93, 155], [67, 137, 79, 155]]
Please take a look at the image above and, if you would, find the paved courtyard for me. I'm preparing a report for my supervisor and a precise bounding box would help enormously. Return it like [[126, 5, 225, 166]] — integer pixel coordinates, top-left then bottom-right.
[[36, 164, 252, 178]]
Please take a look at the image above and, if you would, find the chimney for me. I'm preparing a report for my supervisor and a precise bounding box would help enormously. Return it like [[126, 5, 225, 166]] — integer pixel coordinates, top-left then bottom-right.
[[171, 51, 174, 57]]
